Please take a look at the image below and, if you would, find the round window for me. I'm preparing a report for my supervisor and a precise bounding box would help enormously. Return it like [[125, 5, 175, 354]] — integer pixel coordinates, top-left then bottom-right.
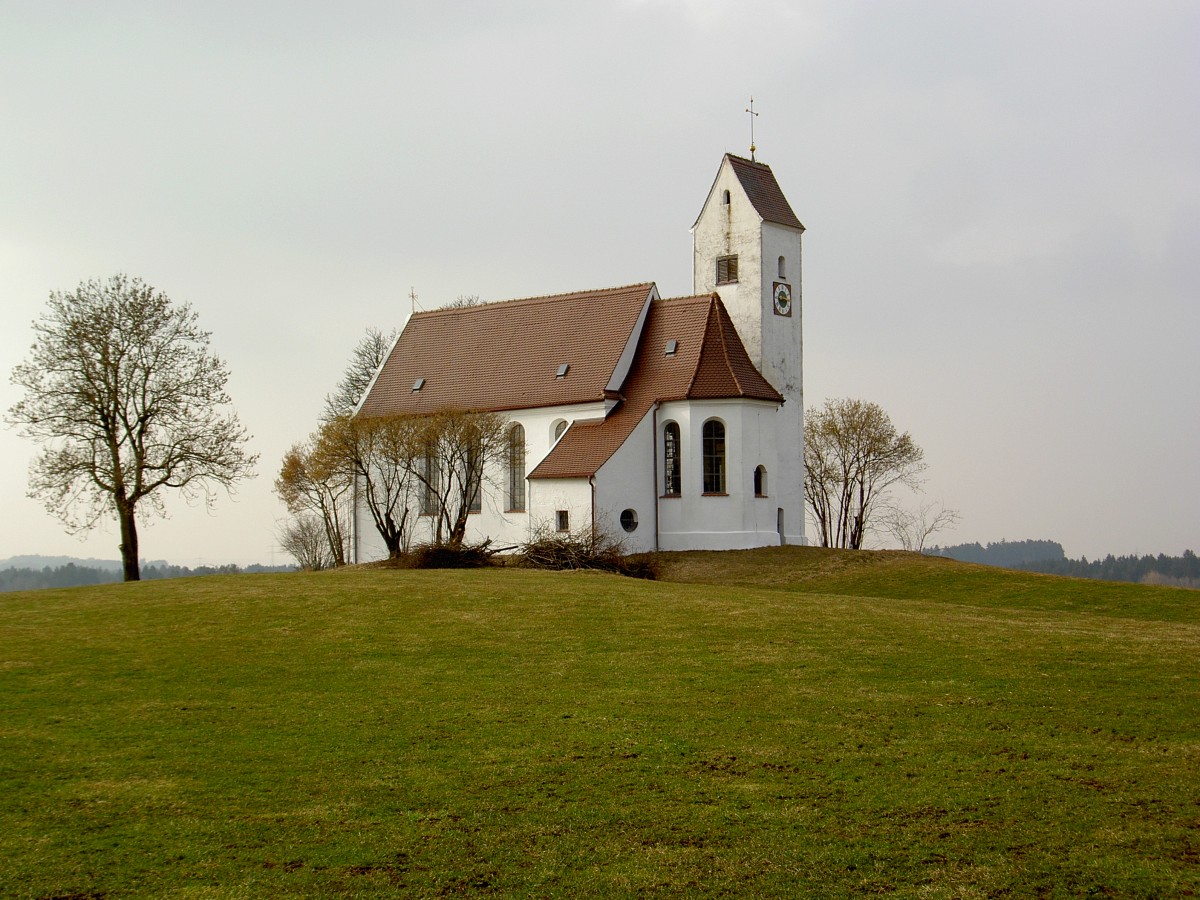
[[620, 509, 638, 532]]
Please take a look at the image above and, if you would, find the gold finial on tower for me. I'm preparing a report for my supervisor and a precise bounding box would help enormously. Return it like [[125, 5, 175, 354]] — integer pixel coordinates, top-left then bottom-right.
[[745, 96, 759, 161]]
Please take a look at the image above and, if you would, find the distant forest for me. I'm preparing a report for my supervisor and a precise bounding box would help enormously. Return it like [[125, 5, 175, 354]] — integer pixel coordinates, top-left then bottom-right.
[[927, 540, 1200, 588], [0, 562, 295, 593]]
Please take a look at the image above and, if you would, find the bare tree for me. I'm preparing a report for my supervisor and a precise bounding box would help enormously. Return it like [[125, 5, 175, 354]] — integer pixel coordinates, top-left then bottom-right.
[[6, 275, 257, 581], [442, 294, 482, 309], [407, 409, 508, 548], [323, 414, 421, 558], [274, 434, 352, 567], [881, 501, 961, 552], [804, 398, 925, 550], [322, 327, 396, 422], [278, 514, 334, 570]]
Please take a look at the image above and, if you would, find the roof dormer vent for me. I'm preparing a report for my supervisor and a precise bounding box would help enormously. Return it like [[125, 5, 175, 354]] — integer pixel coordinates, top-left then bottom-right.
[[665, 340, 678, 356], [412, 377, 426, 392], [555, 364, 570, 379]]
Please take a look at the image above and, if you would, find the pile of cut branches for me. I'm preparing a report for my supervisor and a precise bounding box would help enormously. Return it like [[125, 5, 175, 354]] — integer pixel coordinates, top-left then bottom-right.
[[519, 526, 656, 579], [408, 540, 498, 569]]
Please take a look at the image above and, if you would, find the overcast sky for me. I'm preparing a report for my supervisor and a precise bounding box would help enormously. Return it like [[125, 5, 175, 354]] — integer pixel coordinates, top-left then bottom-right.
[[3, 0, 1197, 566]]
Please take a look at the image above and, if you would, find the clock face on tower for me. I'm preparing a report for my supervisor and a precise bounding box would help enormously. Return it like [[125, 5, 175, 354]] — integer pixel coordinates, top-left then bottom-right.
[[773, 281, 793, 317]]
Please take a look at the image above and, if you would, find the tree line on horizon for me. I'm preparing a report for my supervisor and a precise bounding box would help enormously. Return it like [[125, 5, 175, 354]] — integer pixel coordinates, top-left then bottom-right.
[[928, 540, 1199, 588], [0, 562, 296, 593]]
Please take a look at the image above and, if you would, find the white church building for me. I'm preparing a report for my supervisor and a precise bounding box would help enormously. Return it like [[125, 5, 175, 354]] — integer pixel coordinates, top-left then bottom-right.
[[352, 153, 806, 560]]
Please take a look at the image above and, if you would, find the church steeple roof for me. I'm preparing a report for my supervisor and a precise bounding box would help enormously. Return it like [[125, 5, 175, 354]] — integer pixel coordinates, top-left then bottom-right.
[[693, 153, 805, 231], [725, 154, 805, 230]]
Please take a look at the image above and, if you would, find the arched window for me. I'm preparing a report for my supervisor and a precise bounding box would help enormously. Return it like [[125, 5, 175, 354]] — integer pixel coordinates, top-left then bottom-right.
[[778, 256, 787, 279], [702, 419, 726, 494], [663, 422, 681, 496], [507, 424, 526, 512], [722, 188, 731, 205], [466, 442, 482, 513], [420, 448, 439, 515], [552, 419, 568, 443], [754, 465, 767, 497]]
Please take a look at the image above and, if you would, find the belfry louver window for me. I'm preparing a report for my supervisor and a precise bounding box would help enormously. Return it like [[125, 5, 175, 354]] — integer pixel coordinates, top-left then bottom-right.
[[716, 255, 738, 285]]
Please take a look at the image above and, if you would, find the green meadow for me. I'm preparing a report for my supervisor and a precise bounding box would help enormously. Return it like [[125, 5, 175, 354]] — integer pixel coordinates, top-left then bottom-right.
[[1, 548, 1196, 898]]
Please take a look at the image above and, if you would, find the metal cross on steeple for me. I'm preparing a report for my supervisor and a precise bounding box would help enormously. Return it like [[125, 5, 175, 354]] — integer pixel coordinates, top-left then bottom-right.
[[745, 96, 759, 161]]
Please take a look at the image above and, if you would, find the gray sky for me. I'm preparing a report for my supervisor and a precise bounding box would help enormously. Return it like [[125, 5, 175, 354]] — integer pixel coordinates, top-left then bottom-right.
[[3, 0, 1197, 566]]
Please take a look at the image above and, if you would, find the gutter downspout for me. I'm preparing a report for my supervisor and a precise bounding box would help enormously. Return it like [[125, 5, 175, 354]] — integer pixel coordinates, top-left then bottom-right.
[[352, 474, 360, 564], [651, 401, 660, 551], [589, 475, 596, 536]]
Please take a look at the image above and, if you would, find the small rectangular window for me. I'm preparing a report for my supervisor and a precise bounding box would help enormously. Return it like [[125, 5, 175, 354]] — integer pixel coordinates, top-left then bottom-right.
[[556, 510, 570, 532], [716, 255, 738, 285]]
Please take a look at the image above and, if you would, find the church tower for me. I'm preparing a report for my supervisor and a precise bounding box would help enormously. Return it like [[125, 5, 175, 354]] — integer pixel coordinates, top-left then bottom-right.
[[692, 153, 806, 544]]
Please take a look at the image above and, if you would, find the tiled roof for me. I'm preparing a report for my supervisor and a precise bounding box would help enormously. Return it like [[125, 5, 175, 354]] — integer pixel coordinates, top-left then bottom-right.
[[529, 293, 783, 479], [356, 283, 655, 417], [726, 154, 805, 231]]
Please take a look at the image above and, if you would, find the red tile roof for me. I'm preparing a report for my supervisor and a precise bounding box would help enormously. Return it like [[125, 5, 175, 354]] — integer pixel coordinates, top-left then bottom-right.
[[356, 283, 655, 417], [529, 293, 782, 479]]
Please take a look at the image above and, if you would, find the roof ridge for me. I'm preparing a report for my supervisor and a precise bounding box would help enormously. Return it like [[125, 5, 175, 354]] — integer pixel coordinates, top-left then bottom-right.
[[416, 282, 655, 318], [725, 152, 772, 169], [712, 296, 744, 393], [685, 294, 737, 397]]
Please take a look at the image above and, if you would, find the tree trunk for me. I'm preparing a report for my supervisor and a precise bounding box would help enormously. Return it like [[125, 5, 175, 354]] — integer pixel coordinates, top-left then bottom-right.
[[117, 496, 141, 582], [382, 510, 406, 558]]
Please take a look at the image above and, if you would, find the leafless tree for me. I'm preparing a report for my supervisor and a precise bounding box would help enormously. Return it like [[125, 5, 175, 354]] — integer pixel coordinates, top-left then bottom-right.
[[278, 514, 334, 570], [407, 409, 509, 548], [804, 398, 926, 550], [6, 275, 257, 581], [881, 501, 961, 551], [274, 434, 352, 567], [323, 414, 421, 558], [322, 327, 396, 422], [442, 294, 482, 309]]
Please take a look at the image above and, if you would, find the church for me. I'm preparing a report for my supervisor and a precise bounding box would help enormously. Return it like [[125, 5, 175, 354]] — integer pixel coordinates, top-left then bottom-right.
[[351, 152, 806, 560]]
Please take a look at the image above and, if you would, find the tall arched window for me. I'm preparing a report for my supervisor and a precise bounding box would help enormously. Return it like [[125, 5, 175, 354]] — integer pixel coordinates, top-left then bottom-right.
[[702, 419, 726, 494], [507, 424, 526, 512], [754, 465, 768, 497], [663, 422, 681, 496], [420, 447, 439, 515], [552, 419, 568, 443], [778, 255, 787, 279], [466, 442, 482, 513]]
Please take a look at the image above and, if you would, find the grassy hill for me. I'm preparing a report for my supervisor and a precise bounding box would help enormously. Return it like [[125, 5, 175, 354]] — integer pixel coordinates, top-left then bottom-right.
[[1, 548, 1195, 898]]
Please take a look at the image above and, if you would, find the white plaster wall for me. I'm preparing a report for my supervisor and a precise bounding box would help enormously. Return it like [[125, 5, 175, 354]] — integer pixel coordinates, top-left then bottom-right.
[[526, 477, 594, 539], [353, 482, 388, 562], [593, 408, 658, 553], [759, 221, 806, 546], [656, 398, 785, 551]]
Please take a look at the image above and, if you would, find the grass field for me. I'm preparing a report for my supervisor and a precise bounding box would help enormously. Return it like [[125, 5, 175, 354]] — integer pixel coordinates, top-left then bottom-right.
[[1, 548, 1196, 898]]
